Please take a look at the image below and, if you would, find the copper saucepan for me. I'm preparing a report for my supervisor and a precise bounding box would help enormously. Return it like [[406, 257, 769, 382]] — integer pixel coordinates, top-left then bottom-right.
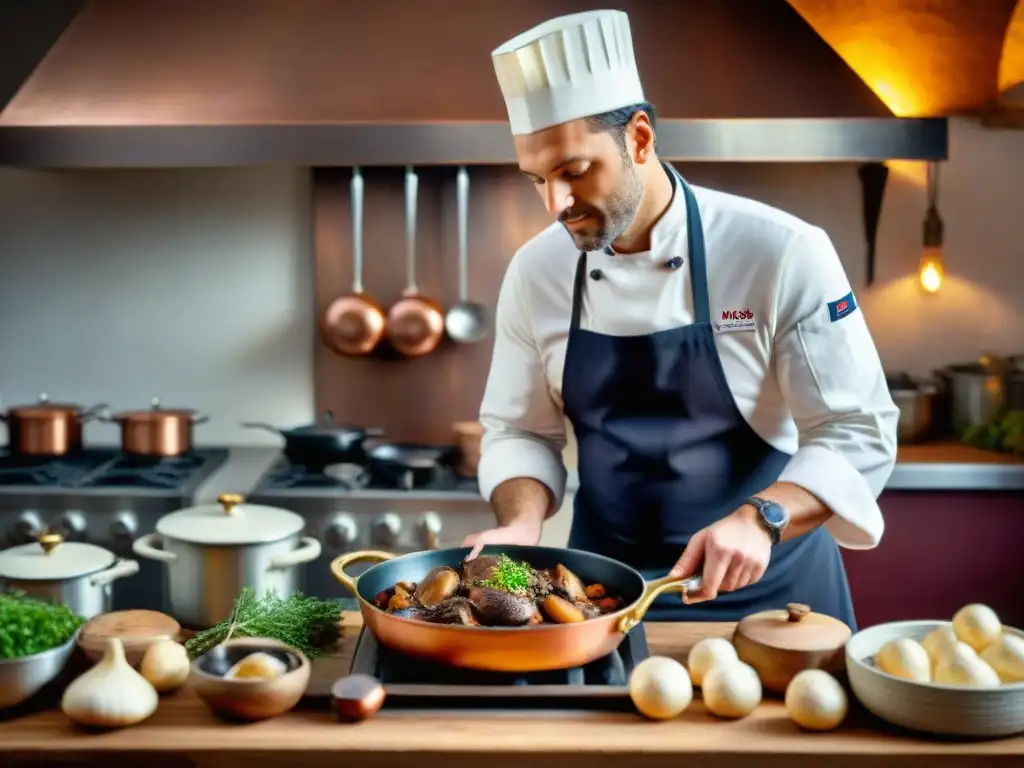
[[319, 166, 386, 356], [385, 166, 445, 357], [101, 397, 209, 457], [331, 545, 703, 672], [1, 393, 106, 456]]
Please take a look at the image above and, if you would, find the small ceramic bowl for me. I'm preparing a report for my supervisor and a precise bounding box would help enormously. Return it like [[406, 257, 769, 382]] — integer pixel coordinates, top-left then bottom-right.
[[190, 637, 310, 721]]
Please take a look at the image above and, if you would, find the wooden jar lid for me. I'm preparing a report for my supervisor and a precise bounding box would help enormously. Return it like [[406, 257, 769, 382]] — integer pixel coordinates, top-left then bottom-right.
[[734, 603, 851, 653], [77, 609, 181, 666]]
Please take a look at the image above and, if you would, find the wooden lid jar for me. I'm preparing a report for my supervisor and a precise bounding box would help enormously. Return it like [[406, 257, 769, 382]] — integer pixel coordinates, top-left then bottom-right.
[[731, 603, 852, 694]]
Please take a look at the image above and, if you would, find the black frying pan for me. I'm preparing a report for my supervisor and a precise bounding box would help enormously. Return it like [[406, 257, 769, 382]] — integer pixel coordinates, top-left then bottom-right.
[[365, 442, 458, 489], [242, 411, 384, 468]]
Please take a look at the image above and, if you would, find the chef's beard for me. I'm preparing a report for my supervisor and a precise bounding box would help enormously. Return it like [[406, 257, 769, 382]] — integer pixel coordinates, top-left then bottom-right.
[[559, 155, 644, 252]]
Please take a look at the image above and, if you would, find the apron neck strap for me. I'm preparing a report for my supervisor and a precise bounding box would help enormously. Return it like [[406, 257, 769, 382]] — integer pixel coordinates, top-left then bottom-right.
[[570, 164, 709, 329]]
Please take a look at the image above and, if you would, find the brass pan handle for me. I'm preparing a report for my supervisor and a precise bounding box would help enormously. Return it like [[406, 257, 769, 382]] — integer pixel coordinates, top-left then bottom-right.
[[330, 549, 396, 594], [617, 574, 704, 633]]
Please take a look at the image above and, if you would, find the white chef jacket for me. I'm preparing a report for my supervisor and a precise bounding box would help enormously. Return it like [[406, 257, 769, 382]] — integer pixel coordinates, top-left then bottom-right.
[[477, 179, 898, 550]]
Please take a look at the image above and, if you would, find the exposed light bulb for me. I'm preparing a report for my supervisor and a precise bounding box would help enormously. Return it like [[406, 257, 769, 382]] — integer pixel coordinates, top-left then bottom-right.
[[918, 246, 944, 293]]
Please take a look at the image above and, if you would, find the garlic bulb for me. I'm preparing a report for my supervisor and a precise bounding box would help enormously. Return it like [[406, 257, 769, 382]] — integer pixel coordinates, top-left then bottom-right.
[[687, 637, 737, 687], [874, 638, 931, 682], [784, 669, 848, 731], [628, 656, 693, 720], [701, 661, 762, 718], [62, 637, 159, 728], [934, 642, 1001, 688], [140, 639, 191, 694], [952, 604, 1002, 652], [980, 634, 1024, 684], [921, 625, 959, 671]]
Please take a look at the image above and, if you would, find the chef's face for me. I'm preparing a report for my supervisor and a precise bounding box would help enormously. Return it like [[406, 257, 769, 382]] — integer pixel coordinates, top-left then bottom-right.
[[515, 118, 647, 252]]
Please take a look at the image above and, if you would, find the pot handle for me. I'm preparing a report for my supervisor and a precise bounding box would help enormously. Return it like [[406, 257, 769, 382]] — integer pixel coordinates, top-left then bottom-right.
[[90, 558, 140, 587], [268, 537, 322, 570], [192, 413, 210, 425], [240, 422, 285, 435], [132, 533, 178, 564], [329, 549, 396, 593], [617, 574, 703, 634], [80, 403, 109, 422]]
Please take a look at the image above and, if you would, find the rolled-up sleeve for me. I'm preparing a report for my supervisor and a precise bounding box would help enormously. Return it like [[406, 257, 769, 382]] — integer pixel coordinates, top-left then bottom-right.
[[476, 254, 567, 511], [772, 227, 899, 549]]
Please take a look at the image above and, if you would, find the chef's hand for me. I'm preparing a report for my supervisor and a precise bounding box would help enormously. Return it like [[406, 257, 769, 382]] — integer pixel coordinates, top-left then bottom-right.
[[462, 519, 542, 561], [668, 506, 772, 603]]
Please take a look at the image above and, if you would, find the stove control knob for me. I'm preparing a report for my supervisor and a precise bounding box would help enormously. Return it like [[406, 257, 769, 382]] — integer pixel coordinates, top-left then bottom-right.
[[55, 510, 87, 541], [9, 511, 42, 544], [419, 512, 442, 549], [325, 513, 358, 550], [371, 512, 402, 547], [110, 511, 138, 542]]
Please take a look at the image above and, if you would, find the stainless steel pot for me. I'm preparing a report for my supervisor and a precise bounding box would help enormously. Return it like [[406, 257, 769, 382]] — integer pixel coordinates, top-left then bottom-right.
[[887, 373, 936, 443], [935, 362, 1007, 435], [131, 493, 322, 629], [0, 532, 139, 620]]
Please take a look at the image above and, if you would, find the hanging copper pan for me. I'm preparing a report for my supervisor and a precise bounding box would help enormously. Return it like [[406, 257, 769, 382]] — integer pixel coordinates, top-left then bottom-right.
[[385, 166, 445, 357], [319, 167, 386, 357]]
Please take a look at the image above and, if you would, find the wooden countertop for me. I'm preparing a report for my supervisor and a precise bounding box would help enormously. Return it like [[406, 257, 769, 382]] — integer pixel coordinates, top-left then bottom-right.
[[2, 614, 1022, 768], [895, 442, 1024, 465]]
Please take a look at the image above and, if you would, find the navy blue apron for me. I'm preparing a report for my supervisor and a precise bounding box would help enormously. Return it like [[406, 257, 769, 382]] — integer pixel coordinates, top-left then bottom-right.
[[563, 166, 857, 629]]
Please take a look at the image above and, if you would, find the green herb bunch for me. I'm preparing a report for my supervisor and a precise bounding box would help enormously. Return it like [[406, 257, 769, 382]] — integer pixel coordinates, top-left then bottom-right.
[[473, 554, 534, 595], [183, 588, 343, 660], [0, 590, 85, 659]]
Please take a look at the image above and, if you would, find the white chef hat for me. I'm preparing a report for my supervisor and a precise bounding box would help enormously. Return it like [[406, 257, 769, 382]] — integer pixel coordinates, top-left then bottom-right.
[[491, 10, 645, 135]]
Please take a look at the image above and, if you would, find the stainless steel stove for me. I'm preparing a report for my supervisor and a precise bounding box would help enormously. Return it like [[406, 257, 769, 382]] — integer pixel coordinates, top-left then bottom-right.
[[0, 448, 229, 612], [246, 457, 494, 600]]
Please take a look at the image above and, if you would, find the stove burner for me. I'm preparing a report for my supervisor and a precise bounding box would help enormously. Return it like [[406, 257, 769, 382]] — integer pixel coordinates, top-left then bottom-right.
[[257, 457, 478, 493], [347, 624, 649, 710], [0, 448, 229, 491], [0, 449, 119, 487], [77, 450, 229, 489]]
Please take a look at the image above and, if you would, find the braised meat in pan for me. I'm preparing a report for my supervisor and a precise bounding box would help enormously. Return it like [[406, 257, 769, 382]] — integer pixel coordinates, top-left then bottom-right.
[[370, 554, 625, 627]]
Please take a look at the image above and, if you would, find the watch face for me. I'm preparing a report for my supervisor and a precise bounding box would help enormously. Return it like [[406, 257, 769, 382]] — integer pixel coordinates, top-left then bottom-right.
[[760, 501, 788, 527]]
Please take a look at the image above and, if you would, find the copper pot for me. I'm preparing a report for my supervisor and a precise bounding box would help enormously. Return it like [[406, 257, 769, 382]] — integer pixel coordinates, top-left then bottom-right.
[[1, 393, 106, 456], [385, 166, 445, 357], [331, 546, 703, 673], [319, 166, 386, 357], [104, 397, 209, 457], [451, 420, 482, 477]]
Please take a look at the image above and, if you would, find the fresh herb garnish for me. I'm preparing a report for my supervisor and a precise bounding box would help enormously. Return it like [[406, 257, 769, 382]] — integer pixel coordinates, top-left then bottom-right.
[[183, 588, 343, 660], [474, 554, 534, 595], [0, 590, 85, 659]]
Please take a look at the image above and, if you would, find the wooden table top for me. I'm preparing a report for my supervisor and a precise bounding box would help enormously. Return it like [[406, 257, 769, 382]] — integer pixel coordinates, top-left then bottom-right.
[[2, 613, 1022, 768]]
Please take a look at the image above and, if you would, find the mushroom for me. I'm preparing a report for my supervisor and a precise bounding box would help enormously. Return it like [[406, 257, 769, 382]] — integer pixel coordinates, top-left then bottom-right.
[[550, 564, 588, 603], [414, 566, 461, 608]]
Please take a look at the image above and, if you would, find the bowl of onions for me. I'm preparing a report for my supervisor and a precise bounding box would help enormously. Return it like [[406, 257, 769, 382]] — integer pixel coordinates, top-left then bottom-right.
[[845, 603, 1024, 738]]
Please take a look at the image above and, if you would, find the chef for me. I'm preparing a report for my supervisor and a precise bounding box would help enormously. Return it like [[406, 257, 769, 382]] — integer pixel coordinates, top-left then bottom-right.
[[463, 10, 899, 628]]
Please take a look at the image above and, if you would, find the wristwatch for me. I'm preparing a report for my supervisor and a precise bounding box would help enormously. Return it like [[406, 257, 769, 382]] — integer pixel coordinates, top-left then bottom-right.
[[744, 496, 789, 546]]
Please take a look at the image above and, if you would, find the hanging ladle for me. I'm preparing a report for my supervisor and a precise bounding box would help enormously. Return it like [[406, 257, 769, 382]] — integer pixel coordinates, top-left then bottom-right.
[[444, 166, 490, 343]]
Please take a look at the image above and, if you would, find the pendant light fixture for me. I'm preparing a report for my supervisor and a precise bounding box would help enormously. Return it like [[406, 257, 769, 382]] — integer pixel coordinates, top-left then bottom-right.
[[918, 161, 945, 294]]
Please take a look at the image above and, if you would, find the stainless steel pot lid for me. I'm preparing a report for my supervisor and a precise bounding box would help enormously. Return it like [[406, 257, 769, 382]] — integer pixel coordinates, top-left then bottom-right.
[[0, 532, 116, 581], [156, 493, 305, 545]]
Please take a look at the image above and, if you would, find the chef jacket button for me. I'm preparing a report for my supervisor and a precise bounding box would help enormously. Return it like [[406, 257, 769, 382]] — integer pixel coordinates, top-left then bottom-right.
[[664, 257, 684, 270], [589, 269, 603, 280]]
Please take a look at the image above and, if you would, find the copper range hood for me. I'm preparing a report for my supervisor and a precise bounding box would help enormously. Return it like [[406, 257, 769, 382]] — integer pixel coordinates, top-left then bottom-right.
[[0, 0, 947, 168]]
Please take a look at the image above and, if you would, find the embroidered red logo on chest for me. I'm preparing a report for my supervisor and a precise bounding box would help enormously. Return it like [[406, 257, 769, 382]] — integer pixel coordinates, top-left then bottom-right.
[[721, 309, 754, 321]]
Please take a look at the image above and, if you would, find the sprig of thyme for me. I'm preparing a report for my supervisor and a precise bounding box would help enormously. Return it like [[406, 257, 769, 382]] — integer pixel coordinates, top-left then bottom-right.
[[183, 588, 342, 660], [473, 554, 534, 595]]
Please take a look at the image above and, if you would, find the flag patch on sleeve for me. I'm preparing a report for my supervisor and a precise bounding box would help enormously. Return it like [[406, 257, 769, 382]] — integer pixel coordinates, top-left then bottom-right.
[[827, 291, 857, 322]]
